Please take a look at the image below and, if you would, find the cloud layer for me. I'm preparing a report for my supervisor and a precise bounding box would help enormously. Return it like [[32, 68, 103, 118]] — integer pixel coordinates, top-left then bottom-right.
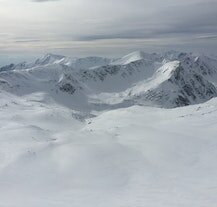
[[0, 0, 217, 58]]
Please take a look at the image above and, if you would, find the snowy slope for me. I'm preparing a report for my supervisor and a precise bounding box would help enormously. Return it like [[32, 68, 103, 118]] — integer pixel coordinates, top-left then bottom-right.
[[0, 90, 217, 206], [125, 59, 217, 107]]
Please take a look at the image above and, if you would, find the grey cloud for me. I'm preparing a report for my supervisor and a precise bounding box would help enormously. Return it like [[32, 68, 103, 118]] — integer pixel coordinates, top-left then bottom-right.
[[15, 39, 42, 43], [195, 35, 217, 40], [76, 0, 217, 43], [1, 0, 217, 56]]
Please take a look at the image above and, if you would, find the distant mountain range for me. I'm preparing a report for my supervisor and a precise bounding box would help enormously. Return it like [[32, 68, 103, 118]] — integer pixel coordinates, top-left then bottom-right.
[[1, 51, 217, 109]]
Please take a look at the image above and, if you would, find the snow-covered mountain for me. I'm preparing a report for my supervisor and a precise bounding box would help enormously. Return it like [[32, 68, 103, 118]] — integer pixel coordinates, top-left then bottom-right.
[[1, 51, 217, 109], [1, 51, 217, 207]]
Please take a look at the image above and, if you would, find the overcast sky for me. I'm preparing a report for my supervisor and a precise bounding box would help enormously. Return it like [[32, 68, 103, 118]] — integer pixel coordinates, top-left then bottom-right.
[[0, 0, 217, 64]]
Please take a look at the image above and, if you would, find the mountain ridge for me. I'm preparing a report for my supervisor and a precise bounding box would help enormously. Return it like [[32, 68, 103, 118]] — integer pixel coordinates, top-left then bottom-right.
[[1, 51, 217, 109]]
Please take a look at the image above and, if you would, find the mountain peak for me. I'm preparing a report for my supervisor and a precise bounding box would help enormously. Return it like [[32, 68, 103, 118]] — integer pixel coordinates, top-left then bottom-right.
[[35, 53, 66, 66], [112, 51, 163, 65]]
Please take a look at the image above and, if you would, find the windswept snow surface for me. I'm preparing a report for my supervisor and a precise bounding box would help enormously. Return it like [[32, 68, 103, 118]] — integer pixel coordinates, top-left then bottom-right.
[[0, 51, 217, 206], [0, 90, 217, 207]]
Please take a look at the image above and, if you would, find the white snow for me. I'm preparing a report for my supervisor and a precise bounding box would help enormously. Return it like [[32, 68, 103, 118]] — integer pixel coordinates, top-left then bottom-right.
[[0, 90, 217, 206], [127, 61, 180, 94], [111, 51, 146, 65]]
